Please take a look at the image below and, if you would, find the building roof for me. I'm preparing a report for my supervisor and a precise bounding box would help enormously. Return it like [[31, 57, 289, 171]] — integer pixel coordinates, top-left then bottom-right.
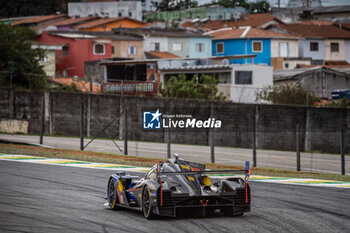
[[299, 20, 334, 26], [313, 5, 350, 14], [274, 66, 349, 81], [145, 51, 180, 59], [206, 27, 300, 40], [181, 13, 283, 31], [49, 31, 143, 41], [51, 78, 101, 93], [72, 17, 144, 30], [11, 14, 68, 26], [113, 28, 208, 38], [33, 16, 100, 29], [278, 24, 350, 39]]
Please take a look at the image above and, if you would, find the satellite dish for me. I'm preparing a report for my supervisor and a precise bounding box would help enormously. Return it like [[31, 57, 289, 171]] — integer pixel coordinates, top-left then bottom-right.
[[221, 59, 229, 65]]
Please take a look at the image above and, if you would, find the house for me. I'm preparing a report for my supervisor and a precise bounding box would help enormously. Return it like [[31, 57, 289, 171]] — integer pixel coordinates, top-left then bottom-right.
[[207, 27, 301, 66], [267, 24, 350, 65], [97, 54, 269, 103], [33, 16, 100, 33], [181, 13, 283, 32], [31, 43, 63, 77], [77, 31, 145, 60], [274, 66, 350, 99], [11, 14, 69, 27], [113, 28, 212, 58], [36, 31, 113, 78], [68, 1, 142, 21], [144, 5, 246, 22], [73, 17, 146, 32]]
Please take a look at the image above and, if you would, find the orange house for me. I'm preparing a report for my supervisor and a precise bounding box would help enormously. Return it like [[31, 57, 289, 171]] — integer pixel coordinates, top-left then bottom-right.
[[74, 17, 145, 31]]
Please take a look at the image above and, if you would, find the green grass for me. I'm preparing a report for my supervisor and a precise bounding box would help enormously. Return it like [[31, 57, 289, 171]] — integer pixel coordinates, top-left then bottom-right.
[[0, 143, 349, 182]]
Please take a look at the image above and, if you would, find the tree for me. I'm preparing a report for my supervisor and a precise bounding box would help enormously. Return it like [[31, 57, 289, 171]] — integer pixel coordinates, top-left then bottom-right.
[[0, 23, 48, 89], [257, 84, 319, 106], [160, 74, 226, 101], [157, 0, 198, 11], [217, 0, 270, 14], [249, 0, 270, 14], [0, 0, 81, 18]]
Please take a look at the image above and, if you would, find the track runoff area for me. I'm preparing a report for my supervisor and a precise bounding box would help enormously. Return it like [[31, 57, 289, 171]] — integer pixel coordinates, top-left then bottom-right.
[[0, 154, 349, 189]]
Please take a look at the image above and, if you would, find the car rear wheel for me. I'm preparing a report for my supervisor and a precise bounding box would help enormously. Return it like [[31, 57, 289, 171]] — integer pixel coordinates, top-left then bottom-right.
[[142, 186, 155, 219], [108, 178, 120, 210]]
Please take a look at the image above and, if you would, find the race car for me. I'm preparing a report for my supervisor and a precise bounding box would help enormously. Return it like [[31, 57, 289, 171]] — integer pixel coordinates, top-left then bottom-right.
[[107, 154, 251, 218]]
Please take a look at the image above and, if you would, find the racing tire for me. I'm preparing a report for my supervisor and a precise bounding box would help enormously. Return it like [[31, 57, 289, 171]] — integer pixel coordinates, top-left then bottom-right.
[[142, 186, 156, 219], [108, 178, 120, 210]]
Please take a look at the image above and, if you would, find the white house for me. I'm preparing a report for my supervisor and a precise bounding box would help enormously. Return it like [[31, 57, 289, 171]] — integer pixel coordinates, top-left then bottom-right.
[[228, 64, 273, 103]]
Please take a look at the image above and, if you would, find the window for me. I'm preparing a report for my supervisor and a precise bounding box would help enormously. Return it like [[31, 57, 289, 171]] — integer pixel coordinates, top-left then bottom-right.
[[196, 43, 204, 52], [129, 12, 132, 17], [331, 42, 339, 52], [111, 46, 115, 54], [128, 46, 136, 55], [252, 41, 262, 52], [172, 43, 182, 51], [39, 55, 47, 63], [216, 43, 224, 53], [235, 71, 252, 85], [94, 43, 105, 55], [62, 46, 69, 56], [310, 42, 318, 51], [150, 42, 160, 51], [285, 63, 289, 69]]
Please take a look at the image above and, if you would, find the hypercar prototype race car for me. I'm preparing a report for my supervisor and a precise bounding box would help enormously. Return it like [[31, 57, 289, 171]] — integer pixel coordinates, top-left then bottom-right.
[[107, 154, 251, 219]]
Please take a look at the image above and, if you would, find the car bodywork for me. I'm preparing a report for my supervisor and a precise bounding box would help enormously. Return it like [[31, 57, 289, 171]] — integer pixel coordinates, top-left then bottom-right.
[[107, 156, 251, 218]]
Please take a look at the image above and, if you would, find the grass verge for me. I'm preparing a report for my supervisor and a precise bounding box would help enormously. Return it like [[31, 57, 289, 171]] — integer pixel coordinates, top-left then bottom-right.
[[0, 143, 349, 182]]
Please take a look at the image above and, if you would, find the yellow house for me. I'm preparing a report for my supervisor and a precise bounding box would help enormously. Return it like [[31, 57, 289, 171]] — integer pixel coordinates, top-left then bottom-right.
[[32, 43, 63, 77], [73, 17, 145, 32]]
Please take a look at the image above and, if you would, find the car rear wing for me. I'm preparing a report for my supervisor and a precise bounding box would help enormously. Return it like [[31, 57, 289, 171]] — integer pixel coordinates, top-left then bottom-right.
[[156, 161, 251, 206], [157, 161, 251, 181]]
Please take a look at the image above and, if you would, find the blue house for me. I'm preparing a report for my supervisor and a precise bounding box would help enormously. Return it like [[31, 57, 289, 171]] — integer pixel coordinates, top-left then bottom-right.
[[207, 27, 299, 66]]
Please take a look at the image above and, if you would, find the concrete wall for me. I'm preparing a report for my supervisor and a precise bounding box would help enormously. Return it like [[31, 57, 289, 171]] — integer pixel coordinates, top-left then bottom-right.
[[230, 64, 273, 103], [0, 87, 349, 153], [189, 37, 212, 58], [212, 39, 271, 65], [346, 40, 350, 63], [40, 50, 56, 77], [271, 39, 299, 58], [299, 39, 325, 62], [144, 37, 168, 52], [112, 40, 144, 59], [168, 37, 189, 58], [325, 39, 345, 61]]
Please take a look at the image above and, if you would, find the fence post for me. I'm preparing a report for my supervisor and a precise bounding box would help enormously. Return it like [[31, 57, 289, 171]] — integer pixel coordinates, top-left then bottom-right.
[[296, 124, 300, 171], [80, 103, 84, 150], [39, 96, 45, 145], [252, 112, 257, 167], [341, 128, 345, 175], [210, 101, 215, 163], [167, 127, 171, 159], [124, 109, 128, 155]]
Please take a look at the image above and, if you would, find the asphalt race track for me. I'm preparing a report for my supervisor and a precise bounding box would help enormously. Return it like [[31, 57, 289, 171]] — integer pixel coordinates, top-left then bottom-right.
[[0, 160, 349, 233]]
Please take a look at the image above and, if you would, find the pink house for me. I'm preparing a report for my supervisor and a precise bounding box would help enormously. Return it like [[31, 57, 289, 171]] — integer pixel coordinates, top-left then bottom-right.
[[36, 31, 112, 77]]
